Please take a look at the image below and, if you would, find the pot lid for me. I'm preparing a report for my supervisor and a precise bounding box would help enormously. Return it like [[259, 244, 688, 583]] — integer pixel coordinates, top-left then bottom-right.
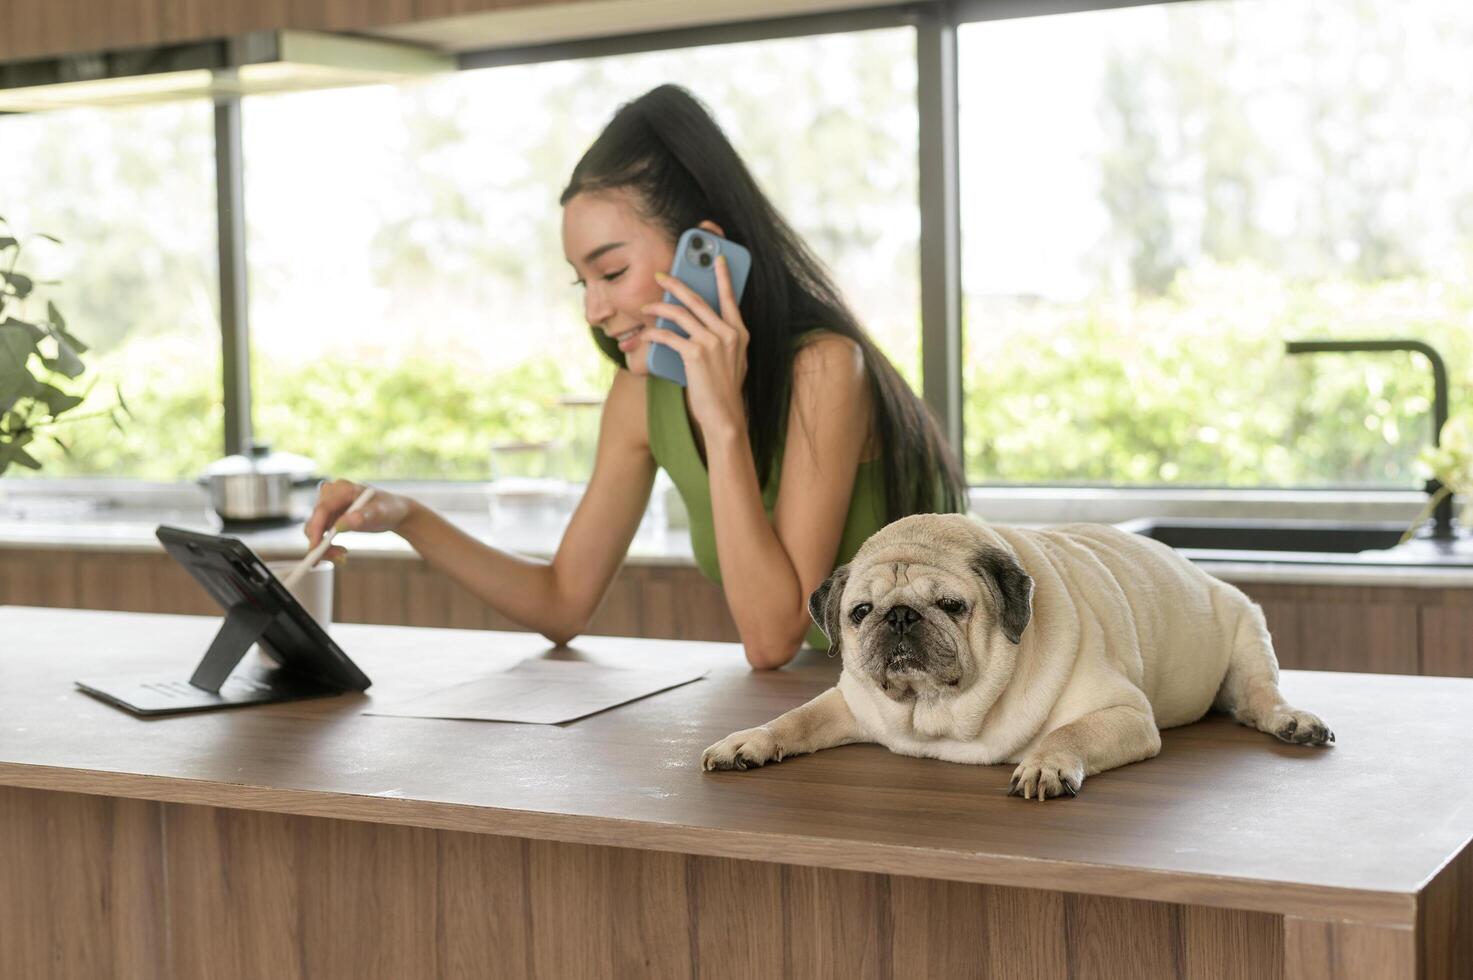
[[201, 442, 318, 479]]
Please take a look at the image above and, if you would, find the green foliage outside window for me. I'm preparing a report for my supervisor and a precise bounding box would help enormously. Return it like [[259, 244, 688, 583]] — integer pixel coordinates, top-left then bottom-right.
[[966, 260, 1472, 487], [26, 256, 1468, 488]]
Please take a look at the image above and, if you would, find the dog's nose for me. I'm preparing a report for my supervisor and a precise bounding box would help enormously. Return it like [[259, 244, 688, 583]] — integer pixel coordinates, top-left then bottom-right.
[[885, 605, 921, 635]]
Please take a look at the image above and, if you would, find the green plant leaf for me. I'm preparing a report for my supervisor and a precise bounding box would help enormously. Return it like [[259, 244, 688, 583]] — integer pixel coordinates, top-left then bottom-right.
[[0, 237, 17, 251], [0, 440, 42, 472], [53, 323, 89, 356], [33, 381, 83, 417], [0, 322, 40, 404], [41, 337, 85, 379], [1, 317, 45, 343], [47, 300, 67, 331], [0, 271, 33, 299]]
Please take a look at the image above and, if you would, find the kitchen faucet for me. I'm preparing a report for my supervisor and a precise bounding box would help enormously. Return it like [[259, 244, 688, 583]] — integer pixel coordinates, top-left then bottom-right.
[[1285, 339, 1456, 541]]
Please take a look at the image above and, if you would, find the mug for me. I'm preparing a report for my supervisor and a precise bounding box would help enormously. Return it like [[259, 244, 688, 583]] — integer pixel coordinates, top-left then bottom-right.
[[265, 560, 335, 629]]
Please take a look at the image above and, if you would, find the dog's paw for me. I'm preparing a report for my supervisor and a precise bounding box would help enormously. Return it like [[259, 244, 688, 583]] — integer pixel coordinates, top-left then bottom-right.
[[701, 727, 784, 771], [1268, 708, 1335, 746], [1008, 752, 1085, 801]]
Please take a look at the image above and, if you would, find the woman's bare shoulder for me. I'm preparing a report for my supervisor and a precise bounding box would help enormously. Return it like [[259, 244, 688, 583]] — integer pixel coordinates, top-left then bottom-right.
[[601, 368, 651, 452], [792, 330, 865, 379], [789, 330, 877, 460]]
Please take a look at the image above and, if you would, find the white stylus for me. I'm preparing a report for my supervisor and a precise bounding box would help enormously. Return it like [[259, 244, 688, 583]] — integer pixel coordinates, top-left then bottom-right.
[[282, 486, 376, 590]]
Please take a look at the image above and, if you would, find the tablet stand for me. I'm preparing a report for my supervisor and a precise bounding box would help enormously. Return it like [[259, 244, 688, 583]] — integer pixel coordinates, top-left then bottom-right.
[[190, 602, 277, 693], [75, 524, 371, 717], [75, 604, 337, 716]]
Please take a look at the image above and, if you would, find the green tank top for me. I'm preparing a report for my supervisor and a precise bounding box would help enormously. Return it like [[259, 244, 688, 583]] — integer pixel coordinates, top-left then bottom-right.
[[646, 374, 887, 650]]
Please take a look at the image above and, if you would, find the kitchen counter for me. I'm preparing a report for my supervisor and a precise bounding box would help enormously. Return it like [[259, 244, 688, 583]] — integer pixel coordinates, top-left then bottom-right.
[[4, 504, 1473, 588], [0, 503, 698, 565], [1, 606, 1470, 979]]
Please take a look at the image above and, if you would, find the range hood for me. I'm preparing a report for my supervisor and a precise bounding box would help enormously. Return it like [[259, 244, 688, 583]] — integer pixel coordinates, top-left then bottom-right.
[[0, 30, 454, 112]]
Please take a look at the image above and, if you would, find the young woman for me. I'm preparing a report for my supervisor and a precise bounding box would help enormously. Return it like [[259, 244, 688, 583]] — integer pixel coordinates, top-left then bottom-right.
[[305, 84, 965, 669]]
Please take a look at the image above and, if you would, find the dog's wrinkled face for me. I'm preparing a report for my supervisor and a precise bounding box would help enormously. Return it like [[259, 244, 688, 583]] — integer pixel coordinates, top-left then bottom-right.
[[809, 516, 1034, 703]]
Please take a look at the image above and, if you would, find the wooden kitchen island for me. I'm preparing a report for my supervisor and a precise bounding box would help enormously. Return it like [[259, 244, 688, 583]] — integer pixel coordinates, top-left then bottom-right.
[[1, 607, 1469, 979]]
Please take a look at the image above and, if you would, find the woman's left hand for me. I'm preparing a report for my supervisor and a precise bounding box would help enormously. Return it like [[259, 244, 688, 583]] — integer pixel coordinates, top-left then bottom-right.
[[642, 255, 748, 441]]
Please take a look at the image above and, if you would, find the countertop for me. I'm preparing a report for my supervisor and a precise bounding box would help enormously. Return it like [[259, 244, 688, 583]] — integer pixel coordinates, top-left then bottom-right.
[[3, 502, 1473, 588], [3, 606, 1472, 927]]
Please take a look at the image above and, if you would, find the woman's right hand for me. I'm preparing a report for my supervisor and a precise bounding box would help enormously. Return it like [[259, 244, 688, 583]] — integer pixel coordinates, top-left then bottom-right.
[[304, 479, 415, 560]]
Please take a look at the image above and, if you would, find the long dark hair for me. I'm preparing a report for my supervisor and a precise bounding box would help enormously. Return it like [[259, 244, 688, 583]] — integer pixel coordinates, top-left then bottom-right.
[[561, 84, 965, 522]]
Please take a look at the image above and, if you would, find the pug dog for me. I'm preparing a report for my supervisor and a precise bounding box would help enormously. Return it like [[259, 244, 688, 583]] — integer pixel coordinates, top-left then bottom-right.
[[701, 514, 1333, 799]]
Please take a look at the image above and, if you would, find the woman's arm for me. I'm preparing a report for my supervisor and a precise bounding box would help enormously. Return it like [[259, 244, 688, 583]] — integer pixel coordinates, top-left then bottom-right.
[[706, 334, 870, 668], [642, 259, 869, 670], [392, 369, 656, 645]]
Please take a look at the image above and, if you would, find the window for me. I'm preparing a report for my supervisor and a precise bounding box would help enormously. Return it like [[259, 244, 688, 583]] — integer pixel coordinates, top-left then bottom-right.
[[0, 102, 219, 480], [958, 1, 1473, 488], [242, 27, 918, 483]]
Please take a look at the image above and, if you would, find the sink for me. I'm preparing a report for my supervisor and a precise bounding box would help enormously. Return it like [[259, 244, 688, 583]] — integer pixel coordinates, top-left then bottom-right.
[[1116, 517, 1473, 567]]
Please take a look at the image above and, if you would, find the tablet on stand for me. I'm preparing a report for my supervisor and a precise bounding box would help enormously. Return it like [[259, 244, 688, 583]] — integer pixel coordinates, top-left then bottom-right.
[[75, 525, 372, 716]]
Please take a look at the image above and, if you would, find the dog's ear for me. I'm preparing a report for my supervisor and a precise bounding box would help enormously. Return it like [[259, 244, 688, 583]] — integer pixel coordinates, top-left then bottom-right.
[[808, 564, 852, 656], [971, 547, 1034, 645]]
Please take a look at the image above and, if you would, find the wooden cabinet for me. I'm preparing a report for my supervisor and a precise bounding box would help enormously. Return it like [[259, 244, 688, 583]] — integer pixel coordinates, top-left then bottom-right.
[[1240, 586, 1420, 675], [1419, 603, 1473, 678], [1236, 580, 1471, 678], [0, 546, 741, 643], [1, 0, 613, 62], [4, 547, 1470, 676]]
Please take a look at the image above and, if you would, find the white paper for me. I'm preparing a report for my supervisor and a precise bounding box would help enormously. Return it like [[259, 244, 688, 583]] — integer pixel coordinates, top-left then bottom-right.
[[364, 658, 708, 724]]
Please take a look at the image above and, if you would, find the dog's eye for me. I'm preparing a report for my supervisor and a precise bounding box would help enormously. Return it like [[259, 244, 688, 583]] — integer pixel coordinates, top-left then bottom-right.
[[849, 603, 873, 625], [938, 597, 967, 616]]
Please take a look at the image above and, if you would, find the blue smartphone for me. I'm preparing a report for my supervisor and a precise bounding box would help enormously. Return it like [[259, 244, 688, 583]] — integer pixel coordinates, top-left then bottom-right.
[[647, 228, 752, 387]]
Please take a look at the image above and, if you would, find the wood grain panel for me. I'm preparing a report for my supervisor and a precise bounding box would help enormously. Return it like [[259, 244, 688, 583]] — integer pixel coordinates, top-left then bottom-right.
[[1181, 905, 1282, 980], [106, 0, 166, 52], [17, 546, 1465, 659], [526, 839, 692, 978], [0, 547, 79, 607], [1420, 840, 1473, 980], [412, 0, 552, 19], [984, 886, 1068, 979], [1066, 892, 1181, 979], [1238, 582, 1447, 607], [785, 864, 890, 979], [404, 560, 451, 627], [165, 803, 446, 979], [1283, 916, 1416, 980], [165, 805, 307, 980], [0, 785, 165, 980], [0, 782, 1458, 980], [1420, 605, 1473, 677], [76, 552, 159, 612], [297, 812, 442, 978], [689, 856, 785, 979], [294, 0, 416, 32], [891, 876, 992, 979], [639, 565, 681, 638], [438, 833, 531, 979], [1294, 600, 1418, 673], [156, 0, 289, 47], [335, 559, 408, 624], [1247, 591, 1419, 674]]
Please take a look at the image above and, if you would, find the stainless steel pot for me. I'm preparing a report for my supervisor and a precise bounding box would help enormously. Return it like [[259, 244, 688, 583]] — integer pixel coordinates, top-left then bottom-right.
[[198, 444, 320, 523]]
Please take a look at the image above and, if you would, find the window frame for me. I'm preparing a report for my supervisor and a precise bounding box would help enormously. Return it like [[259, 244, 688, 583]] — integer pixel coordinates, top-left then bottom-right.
[[8, 0, 1438, 528]]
